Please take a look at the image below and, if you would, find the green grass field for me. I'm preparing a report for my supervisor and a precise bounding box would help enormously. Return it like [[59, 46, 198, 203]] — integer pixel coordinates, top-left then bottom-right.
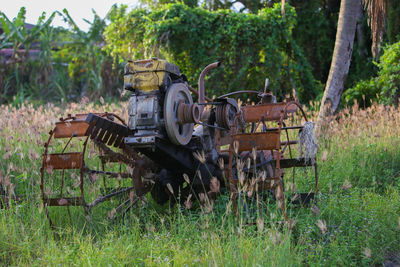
[[0, 101, 399, 266]]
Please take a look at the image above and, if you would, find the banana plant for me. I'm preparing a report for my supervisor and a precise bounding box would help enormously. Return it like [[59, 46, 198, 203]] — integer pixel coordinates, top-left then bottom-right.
[[0, 8, 55, 104], [0, 7, 55, 55], [59, 8, 108, 97]]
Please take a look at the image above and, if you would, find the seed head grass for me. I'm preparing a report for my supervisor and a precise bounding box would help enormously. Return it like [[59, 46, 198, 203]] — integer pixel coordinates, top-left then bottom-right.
[[0, 101, 399, 265]]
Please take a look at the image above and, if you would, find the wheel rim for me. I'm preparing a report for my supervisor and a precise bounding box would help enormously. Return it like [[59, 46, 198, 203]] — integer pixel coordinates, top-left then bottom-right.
[[164, 83, 194, 145]]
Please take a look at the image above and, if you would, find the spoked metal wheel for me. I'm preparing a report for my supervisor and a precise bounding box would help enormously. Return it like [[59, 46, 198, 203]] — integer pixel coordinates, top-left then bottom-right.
[[40, 113, 153, 228]]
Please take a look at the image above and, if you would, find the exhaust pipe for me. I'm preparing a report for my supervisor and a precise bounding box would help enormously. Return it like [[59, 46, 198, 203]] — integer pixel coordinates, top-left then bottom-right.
[[198, 61, 221, 113]]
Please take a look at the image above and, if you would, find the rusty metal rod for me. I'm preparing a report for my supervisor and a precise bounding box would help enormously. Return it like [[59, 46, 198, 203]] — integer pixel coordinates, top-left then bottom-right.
[[85, 168, 132, 179], [188, 85, 212, 102], [281, 140, 298, 146], [262, 126, 304, 132], [217, 90, 260, 99], [198, 62, 221, 113], [87, 186, 135, 209]]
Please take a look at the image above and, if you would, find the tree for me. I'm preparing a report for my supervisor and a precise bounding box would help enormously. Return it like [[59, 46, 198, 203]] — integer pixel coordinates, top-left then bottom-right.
[[364, 0, 387, 58], [104, 3, 318, 102], [315, 0, 361, 136]]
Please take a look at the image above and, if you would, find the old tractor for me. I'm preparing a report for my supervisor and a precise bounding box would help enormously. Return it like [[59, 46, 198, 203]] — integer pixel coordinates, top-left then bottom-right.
[[40, 58, 318, 226]]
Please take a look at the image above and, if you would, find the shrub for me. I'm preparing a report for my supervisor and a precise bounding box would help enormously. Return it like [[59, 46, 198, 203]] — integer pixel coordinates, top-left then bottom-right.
[[378, 41, 400, 105], [345, 41, 400, 106], [104, 3, 319, 102]]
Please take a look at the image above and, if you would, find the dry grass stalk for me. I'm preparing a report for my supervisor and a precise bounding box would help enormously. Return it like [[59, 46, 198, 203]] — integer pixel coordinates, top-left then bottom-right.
[[183, 173, 190, 184], [311, 205, 320, 216], [166, 183, 174, 195], [362, 247, 372, 258], [316, 219, 327, 234], [275, 184, 283, 199], [108, 208, 116, 220], [209, 177, 220, 193], [252, 147, 257, 161], [184, 194, 192, 209], [218, 158, 224, 170], [269, 231, 282, 245], [287, 219, 297, 231], [256, 218, 264, 232], [233, 140, 239, 154], [58, 198, 68, 205], [342, 180, 352, 190], [193, 151, 206, 164], [321, 150, 328, 162]]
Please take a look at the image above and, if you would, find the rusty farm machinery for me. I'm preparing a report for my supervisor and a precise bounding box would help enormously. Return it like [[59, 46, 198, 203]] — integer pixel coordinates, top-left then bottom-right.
[[40, 58, 318, 226]]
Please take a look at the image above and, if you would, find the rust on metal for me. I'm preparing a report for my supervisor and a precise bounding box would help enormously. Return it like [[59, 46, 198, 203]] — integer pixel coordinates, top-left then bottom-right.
[[40, 112, 156, 228], [177, 102, 200, 124], [54, 121, 89, 138], [198, 61, 221, 114], [38, 59, 319, 227], [226, 99, 314, 219], [44, 152, 83, 169], [232, 131, 281, 152], [241, 102, 297, 122]]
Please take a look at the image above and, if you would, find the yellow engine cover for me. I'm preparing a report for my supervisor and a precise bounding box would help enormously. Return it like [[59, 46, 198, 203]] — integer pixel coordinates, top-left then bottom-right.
[[124, 58, 180, 92]]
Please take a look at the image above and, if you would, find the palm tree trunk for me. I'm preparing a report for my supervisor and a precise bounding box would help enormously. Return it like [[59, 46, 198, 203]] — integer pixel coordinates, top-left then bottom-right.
[[315, 0, 361, 136]]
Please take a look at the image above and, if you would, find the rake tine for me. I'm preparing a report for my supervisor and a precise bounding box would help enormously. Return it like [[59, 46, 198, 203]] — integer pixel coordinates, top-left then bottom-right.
[[118, 197, 140, 219], [87, 186, 135, 210]]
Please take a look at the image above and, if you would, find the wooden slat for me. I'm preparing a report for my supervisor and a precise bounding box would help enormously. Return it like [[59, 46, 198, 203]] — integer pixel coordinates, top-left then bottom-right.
[[241, 102, 297, 123], [45, 153, 83, 169], [54, 121, 89, 138], [233, 131, 280, 152]]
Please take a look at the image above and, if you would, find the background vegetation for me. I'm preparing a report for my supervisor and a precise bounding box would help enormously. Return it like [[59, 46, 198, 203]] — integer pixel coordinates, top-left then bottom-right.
[[1, 0, 399, 105], [104, 3, 318, 101], [1, 1, 400, 265]]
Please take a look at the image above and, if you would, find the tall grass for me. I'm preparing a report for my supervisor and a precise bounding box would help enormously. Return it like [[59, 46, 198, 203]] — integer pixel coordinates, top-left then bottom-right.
[[0, 100, 399, 266]]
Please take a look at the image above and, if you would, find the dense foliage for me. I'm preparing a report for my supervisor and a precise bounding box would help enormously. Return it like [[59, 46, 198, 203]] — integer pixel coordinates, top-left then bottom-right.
[[0, 1, 400, 106], [0, 8, 122, 104], [104, 3, 318, 102], [345, 41, 400, 106]]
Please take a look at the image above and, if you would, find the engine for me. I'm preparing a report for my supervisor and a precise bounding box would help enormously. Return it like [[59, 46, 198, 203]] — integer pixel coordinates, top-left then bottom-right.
[[123, 58, 201, 147]]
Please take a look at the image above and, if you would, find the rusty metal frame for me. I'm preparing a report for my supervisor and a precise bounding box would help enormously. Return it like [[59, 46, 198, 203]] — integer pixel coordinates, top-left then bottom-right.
[[226, 100, 317, 218], [40, 113, 153, 228]]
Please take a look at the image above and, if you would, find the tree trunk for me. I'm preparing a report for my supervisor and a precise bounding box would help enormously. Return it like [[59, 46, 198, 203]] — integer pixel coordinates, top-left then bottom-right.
[[356, 1, 368, 58], [315, 0, 361, 136]]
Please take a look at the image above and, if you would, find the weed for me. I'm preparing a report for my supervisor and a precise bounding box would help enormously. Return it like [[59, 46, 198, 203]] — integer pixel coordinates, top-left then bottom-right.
[[0, 101, 399, 265]]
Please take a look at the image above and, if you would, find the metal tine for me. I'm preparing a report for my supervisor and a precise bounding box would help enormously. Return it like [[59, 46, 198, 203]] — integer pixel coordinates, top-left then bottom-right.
[[89, 116, 105, 140], [107, 132, 118, 146], [113, 134, 123, 148], [87, 186, 135, 210], [96, 120, 112, 142], [102, 129, 113, 144], [96, 127, 108, 142], [84, 115, 98, 136], [90, 122, 103, 140]]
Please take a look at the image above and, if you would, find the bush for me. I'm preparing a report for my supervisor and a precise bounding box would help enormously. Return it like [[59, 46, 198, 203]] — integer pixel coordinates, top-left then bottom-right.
[[344, 41, 400, 106], [344, 78, 380, 107], [378, 41, 400, 105], [104, 3, 319, 102]]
